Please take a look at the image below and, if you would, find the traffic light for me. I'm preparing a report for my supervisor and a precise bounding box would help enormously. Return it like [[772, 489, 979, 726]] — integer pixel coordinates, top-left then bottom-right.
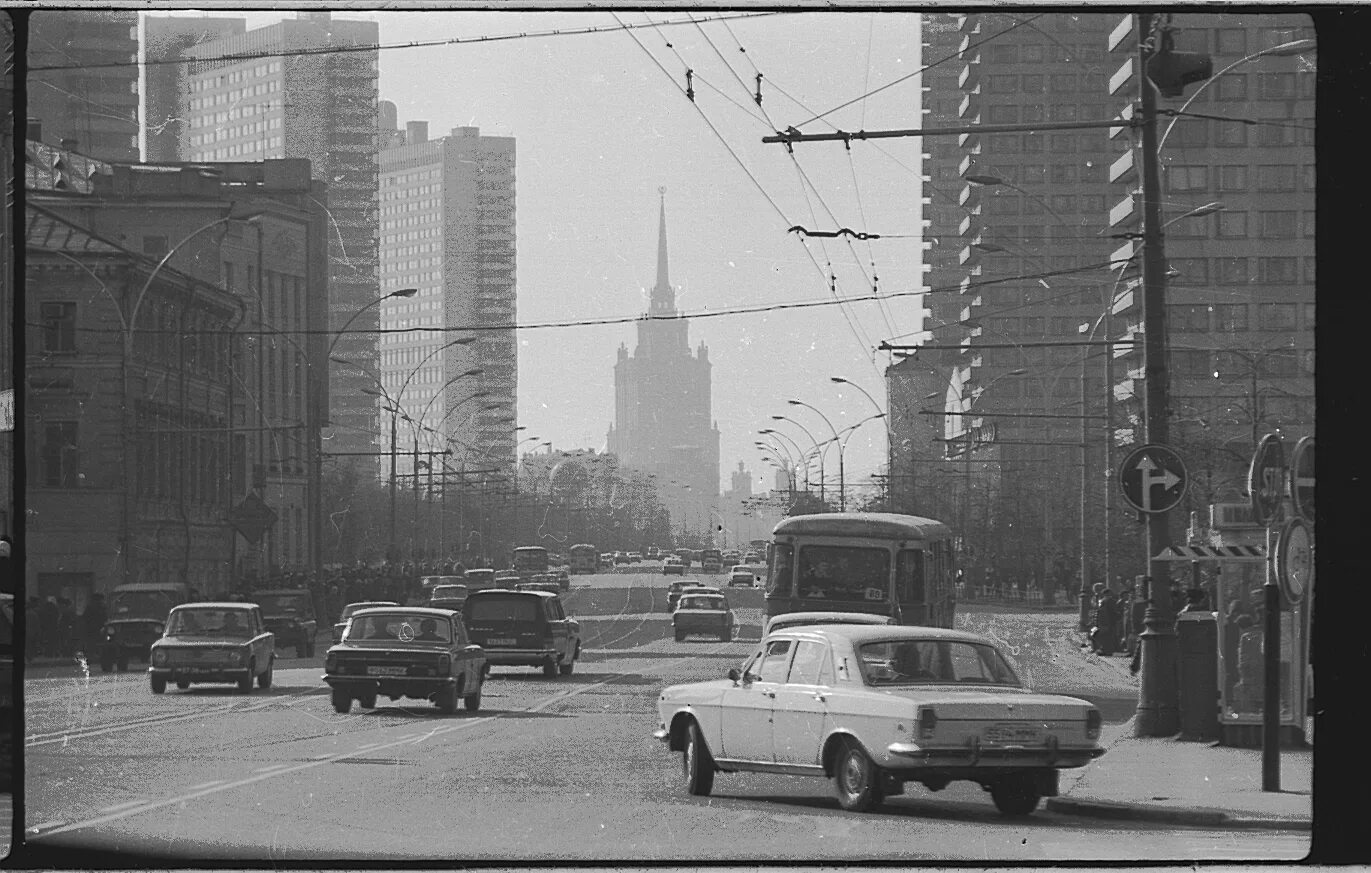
[[1146, 29, 1213, 98]]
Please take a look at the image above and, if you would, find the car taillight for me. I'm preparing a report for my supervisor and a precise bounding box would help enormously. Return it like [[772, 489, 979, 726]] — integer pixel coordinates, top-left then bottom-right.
[[1086, 709, 1102, 740], [916, 707, 938, 739], [438, 654, 451, 673], [325, 653, 337, 673]]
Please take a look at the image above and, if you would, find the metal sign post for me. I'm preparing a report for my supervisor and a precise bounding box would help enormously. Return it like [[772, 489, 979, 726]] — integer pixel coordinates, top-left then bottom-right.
[[1247, 433, 1288, 792]]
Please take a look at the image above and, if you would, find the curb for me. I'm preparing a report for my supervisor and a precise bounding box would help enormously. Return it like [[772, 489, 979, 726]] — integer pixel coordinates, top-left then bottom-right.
[[1045, 796, 1312, 831]]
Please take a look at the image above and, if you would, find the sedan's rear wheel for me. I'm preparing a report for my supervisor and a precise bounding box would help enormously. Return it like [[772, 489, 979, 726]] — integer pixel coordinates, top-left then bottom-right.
[[989, 774, 1042, 816], [834, 739, 884, 812], [176, 680, 190, 690], [237, 663, 254, 694], [674, 630, 685, 643], [542, 659, 557, 677], [331, 688, 352, 714], [683, 720, 715, 796], [150, 675, 167, 695]]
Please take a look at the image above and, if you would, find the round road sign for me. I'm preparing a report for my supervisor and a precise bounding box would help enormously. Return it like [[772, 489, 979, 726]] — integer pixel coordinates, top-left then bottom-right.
[[1288, 436, 1314, 525], [1247, 433, 1285, 526], [1118, 444, 1189, 515], [1274, 517, 1313, 604]]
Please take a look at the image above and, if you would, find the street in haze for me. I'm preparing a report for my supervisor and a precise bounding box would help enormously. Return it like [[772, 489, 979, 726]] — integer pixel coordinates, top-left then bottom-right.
[[20, 571, 1306, 862]]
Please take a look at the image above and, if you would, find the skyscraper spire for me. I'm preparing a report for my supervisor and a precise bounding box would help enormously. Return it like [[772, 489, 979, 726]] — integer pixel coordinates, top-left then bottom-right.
[[653, 186, 673, 312]]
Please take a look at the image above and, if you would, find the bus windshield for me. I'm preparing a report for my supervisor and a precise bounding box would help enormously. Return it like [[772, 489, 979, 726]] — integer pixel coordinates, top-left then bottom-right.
[[795, 546, 890, 603]]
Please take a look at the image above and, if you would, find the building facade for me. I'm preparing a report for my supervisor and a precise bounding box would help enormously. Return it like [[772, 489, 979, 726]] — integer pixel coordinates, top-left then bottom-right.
[[378, 120, 518, 489], [909, 11, 1314, 592], [149, 12, 382, 464], [607, 193, 720, 539], [27, 10, 140, 163], [25, 204, 241, 606], [28, 154, 330, 589]]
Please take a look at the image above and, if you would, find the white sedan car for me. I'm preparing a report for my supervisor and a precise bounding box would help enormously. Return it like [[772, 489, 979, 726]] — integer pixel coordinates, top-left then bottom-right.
[[654, 624, 1104, 816]]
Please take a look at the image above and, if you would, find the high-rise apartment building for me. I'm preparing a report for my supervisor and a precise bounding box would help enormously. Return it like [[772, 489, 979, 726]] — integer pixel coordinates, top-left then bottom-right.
[[142, 15, 247, 162], [149, 12, 382, 462], [27, 10, 139, 162], [378, 120, 518, 482], [608, 194, 720, 539], [910, 11, 1315, 593]]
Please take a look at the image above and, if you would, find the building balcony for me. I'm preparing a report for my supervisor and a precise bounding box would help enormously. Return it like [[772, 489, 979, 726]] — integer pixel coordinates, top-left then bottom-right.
[[1107, 14, 1134, 53], [1109, 148, 1136, 185], [958, 60, 980, 90], [1108, 193, 1138, 229], [1109, 57, 1136, 96], [1109, 104, 1135, 140]]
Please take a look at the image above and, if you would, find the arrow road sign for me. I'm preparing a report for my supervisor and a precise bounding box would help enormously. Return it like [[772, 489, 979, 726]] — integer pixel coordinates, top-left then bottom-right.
[[1118, 444, 1189, 515]]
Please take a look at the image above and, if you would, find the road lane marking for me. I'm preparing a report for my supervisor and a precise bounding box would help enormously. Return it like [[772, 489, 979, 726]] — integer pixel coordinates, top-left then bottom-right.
[[97, 800, 149, 814], [27, 820, 66, 834], [26, 686, 328, 748], [253, 764, 292, 774], [30, 670, 644, 839], [184, 780, 225, 791]]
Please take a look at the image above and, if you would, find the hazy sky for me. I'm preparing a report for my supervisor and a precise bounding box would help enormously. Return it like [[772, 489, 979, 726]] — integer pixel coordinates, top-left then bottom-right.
[[150, 9, 930, 497]]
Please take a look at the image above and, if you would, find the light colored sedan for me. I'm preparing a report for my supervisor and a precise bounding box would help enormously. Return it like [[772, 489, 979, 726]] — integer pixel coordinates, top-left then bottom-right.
[[654, 624, 1104, 816], [763, 610, 893, 635], [333, 601, 399, 644]]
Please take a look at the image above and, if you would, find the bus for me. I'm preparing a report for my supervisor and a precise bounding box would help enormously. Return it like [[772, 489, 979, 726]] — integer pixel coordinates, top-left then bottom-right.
[[569, 544, 598, 575], [512, 545, 550, 582], [765, 512, 956, 629], [699, 548, 724, 574]]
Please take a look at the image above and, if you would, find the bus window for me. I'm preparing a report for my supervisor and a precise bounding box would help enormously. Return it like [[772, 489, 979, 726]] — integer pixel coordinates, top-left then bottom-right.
[[896, 549, 926, 607], [796, 546, 889, 602], [766, 544, 793, 597]]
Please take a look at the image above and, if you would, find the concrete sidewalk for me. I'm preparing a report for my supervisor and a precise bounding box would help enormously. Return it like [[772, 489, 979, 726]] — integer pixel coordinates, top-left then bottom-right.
[[1047, 717, 1312, 829]]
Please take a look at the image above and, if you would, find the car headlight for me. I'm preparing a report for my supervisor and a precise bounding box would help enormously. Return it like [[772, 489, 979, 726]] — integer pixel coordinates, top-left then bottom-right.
[[152, 649, 168, 666], [227, 650, 243, 665]]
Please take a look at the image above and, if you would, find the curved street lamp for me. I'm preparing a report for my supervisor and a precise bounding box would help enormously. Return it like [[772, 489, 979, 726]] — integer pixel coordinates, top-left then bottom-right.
[[789, 399, 845, 511], [1158, 39, 1315, 151], [326, 287, 417, 360], [771, 414, 827, 506], [759, 428, 811, 493]]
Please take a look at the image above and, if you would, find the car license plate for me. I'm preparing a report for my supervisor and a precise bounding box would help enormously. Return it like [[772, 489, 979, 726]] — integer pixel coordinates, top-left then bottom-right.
[[487, 638, 517, 647], [365, 665, 408, 676], [984, 723, 1043, 745]]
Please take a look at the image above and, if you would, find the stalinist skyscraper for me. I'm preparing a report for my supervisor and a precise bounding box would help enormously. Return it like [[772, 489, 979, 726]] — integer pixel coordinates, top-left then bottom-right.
[[607, 191, 720, 542]]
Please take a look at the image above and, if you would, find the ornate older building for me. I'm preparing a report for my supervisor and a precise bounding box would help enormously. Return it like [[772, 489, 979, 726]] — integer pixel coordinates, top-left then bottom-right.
[[607, 192, 719, 541]]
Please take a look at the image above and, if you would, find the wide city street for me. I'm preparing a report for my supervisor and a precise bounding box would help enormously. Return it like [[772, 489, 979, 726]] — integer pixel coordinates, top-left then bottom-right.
[[19, 570, 1306, 863]]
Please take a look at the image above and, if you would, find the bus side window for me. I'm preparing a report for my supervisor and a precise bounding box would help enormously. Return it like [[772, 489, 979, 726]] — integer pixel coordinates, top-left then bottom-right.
[[767, 544, 793, 597], [896, 549, 925, 605]]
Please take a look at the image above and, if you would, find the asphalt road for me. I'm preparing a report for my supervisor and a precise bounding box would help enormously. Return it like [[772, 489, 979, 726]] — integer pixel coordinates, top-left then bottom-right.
[[16, 569, 1306, 862]]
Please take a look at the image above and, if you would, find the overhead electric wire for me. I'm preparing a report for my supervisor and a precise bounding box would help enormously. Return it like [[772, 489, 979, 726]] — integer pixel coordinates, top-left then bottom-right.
[[29, 11, 783, 72], [795, 13, 1045, 129], [54, 259, 1131, 341]]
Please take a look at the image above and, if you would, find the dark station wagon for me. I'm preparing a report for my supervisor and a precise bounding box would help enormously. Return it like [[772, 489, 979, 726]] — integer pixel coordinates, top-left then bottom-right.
[[463, 589, 581, 677]]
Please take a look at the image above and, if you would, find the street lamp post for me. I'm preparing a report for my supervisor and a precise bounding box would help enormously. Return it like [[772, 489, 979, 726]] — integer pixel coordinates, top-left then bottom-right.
[[830, 377, 891, 506], [789, 400, 844, 511], [772, 415, 826, 506], [759, 429, 809, 492]]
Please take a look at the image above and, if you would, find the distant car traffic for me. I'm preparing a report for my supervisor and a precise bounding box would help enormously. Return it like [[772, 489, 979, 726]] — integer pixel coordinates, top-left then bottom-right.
[[663, 557, 685, 576], [762, 611, 894, 636], [554, 569, 571, 591], [627, 552, 643, 563], [727, 569, 759, 588], [654, 625, 1104, 815], [149, 603, 276, 694], [463, 589, 581, 677], [253, 588, 318, 658], [673, 592, 735, 643], [333, 600, 399, 644], [100, 583, 190, 673], [666, 580, 690, 611], [517, 577, 562, 595], [323, 607, 485, 714]]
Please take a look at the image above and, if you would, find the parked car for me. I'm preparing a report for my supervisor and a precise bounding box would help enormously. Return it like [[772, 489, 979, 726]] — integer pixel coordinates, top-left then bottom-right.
[[613, 552, 631, 565], [663, 557, 685, 576], [333, 601, 399, 644], [462, 589, 581, 677], [149, 603, 276, 694], [253, 588, 318, 658], [673, 592, 735, 643], [100, 583, 190, 672], [654, 625, 1104, 815], [763, 610, 894, 636], [323, 607, 485, 714], [464, 568, 497, 591], [430, 584, 468, 605]]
